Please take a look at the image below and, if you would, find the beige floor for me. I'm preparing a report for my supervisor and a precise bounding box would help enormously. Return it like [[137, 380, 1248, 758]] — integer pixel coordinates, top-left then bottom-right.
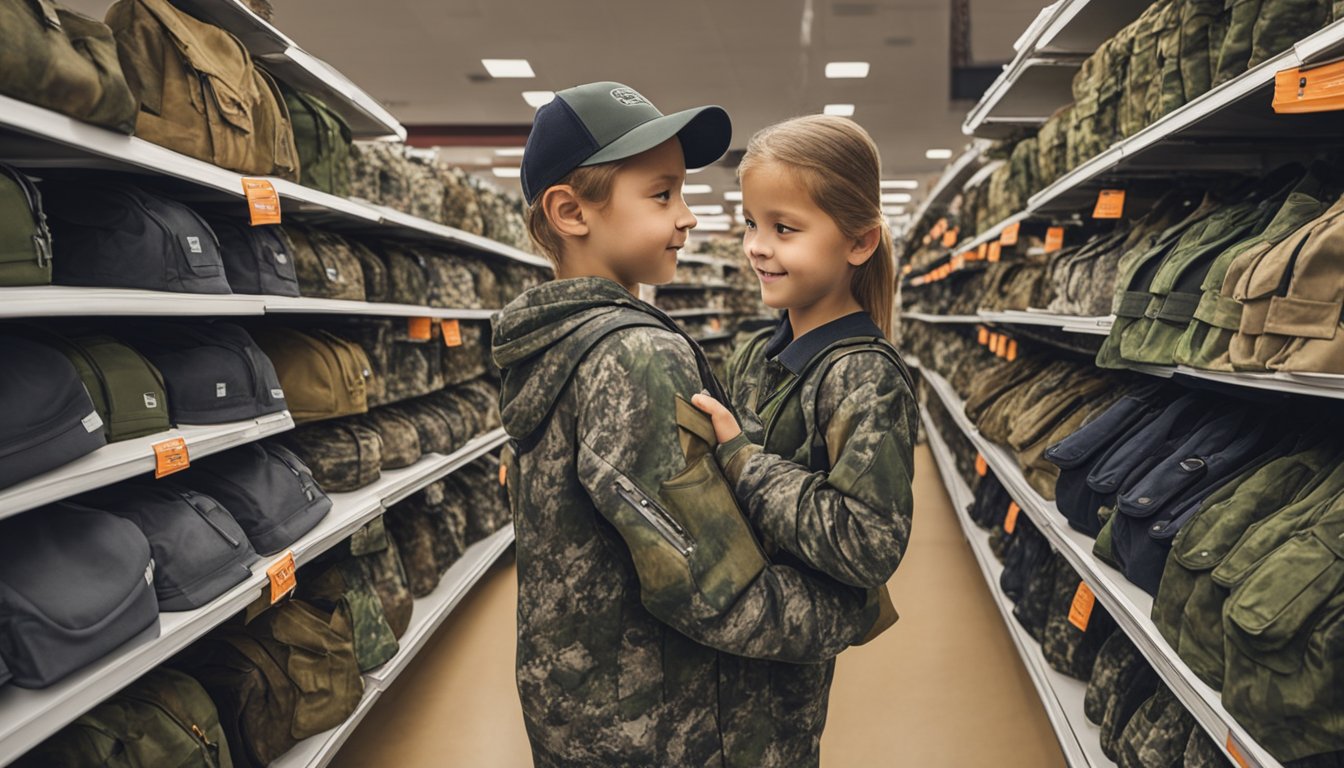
[[333, 445, 1066, 767]]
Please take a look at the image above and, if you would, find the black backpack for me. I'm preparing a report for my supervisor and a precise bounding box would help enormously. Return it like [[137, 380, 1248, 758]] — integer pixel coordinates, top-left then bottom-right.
[[121, 322, 288, 424], [0, 335, 106, 491], [41, 182, 232, 294], [0, 502, 159, 688], [91, 481, 257, 611], [203, 215, 301, 297], [183, 443, 331, 556]]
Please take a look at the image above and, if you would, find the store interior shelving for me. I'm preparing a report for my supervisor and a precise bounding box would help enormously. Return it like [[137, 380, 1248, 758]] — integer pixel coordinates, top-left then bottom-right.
[[910, 360, 1284, 768], [920, 402, 1113, 768]]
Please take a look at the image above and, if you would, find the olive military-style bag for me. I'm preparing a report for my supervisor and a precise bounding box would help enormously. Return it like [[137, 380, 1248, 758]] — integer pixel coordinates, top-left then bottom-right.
[[300, 556, 399, 672], [95, 480, 256, 611], [183, 600, 362, 768], [348, 408, 422, 469], [124, 322, 288, 424], [36, 332, 170, 443], [351, 518, 414, 637], [204, 215, 301, 297], [279, 82, 352, 196], [42, 182, 232, 295], [17, 668, 232, 768], [274, 421, 383, 493], [0, 0, 137, 132], [105, 0, 299, 179], [0, 162, 53, 287], [0, 335, 107, 491], [0, 502, 159, 689], [185, 443, 331, 556], [250, 327, 371, 423]]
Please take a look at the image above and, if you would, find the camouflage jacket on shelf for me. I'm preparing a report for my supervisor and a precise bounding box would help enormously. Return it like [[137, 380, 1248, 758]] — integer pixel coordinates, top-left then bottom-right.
[[492, 277, 879, 768]]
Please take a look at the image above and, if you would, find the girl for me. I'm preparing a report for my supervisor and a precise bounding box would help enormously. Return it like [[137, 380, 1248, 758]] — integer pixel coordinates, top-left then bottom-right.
[[692, 115, 918, 757]]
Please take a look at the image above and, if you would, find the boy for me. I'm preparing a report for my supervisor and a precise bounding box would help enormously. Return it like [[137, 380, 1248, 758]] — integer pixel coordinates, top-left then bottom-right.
[[492, 82, 885, 766]]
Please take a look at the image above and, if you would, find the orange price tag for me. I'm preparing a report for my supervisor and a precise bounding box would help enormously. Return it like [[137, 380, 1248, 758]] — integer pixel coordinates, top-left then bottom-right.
[[153, 437, 190, 479], [1004, 502, 1021, 534], [709, 316, 724, 332], [992, 333, 1004, 356], [1007, 339, 1019, 361], [1093, 189, 1126, 219], [922, 234, 932, 246], [932, 218, 947, 238], [975, 453, 988, 477], [1273, 59, 1344, 114], [441, 319, 463, 347], [942, 228, 959, 247], [977, 326, 989, 345], [999, 221, 1021, 247], [241, 178, 282, 226], [1068, 581, 1096, 631], [1225, 732, 1253, 768], [499, 461, 509, 487], [1045, 226, 1066, 253], [988, 241, 1002, 263], [977, 243, 988, 261], [408, 317, 432, 341], [267, 551, 297, 604], [902, 264, 913, 275]]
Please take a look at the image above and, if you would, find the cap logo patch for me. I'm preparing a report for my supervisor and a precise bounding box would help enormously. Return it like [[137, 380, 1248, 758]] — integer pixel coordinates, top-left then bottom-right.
[[610, 87, 650, 107]]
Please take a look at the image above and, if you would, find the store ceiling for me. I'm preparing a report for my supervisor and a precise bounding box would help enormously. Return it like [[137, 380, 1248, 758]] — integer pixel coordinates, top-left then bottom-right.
[[70, 0, 1046, 217]]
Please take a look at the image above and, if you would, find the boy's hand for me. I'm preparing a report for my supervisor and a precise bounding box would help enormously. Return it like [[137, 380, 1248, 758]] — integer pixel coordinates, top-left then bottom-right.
[[691, 393, 742, 444]]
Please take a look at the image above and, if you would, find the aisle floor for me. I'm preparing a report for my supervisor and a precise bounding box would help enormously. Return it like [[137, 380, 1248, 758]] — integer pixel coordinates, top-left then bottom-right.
[[333, 445, 1066, 767]]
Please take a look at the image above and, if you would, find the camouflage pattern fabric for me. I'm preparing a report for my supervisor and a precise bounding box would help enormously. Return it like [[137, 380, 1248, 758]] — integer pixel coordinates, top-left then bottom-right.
[[353, 521, 415, 638], [348, 408, 423, 469], [421, 248, 483, 309], [1116, 686, 1197, 768], [441, 321, 489, 386], [379, 243, 430, 306], [426, 479, 469, 570], [1043, 563, 1117, 681], [300, 558, 399, 672], [492, 277, 881, 767], [273, 422, 382, 493], [439, 165, 486, 235], [1183, 727, 1228, 768], [385, 496, 441, 598], [385, 398, 460, 455]]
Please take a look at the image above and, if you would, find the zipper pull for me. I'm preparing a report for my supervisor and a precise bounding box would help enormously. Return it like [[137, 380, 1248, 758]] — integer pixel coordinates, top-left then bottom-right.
[[33, 231, 51, 268], [191, 724, 208, 743], [179, 491, 241, 548]]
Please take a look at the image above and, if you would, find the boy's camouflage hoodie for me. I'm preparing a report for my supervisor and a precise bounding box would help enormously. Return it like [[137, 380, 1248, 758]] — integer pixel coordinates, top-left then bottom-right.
[[493, 276, 879, 767]]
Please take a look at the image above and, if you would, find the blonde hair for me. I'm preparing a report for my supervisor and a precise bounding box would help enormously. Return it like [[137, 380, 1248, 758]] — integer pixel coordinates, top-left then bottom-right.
[[738, 115, 896, 338], [525, 163, 624, 267]]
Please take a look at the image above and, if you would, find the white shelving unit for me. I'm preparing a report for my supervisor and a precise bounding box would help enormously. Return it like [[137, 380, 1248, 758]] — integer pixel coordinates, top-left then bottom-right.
[[666, 307, 732, 319], [921, 403, 1112, 768], [0, 411, 294, 519], [0, 286, 503, 320], [270, 524, 516, 768], [166, 0, 406, 140], [0, 428, 510, 766], [902, 312, 982, 325], [914, 362, 1284, 768], [903, 309, 1113, 336]]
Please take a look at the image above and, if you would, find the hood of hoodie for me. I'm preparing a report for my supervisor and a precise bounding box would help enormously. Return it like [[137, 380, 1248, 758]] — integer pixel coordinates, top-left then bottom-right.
[[493, 277, 661, 443]]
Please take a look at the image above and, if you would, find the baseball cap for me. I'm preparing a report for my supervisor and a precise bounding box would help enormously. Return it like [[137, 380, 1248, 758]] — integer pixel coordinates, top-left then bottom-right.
[[521, 81, 732, 204]]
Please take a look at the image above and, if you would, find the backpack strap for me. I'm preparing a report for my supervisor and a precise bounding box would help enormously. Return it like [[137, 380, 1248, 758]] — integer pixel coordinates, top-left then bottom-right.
[[793, 338, 913, 472]]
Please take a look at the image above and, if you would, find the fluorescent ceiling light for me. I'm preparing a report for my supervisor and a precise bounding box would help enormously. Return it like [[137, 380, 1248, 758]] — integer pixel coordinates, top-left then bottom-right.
[[482, 59, 535, 78], [925, 148, 954, 160], [723, 190, 743, 202], [824, 103, 855, 116], [825, 61, 870, 78], [881, 192, 912, 204], [492, 167, 521, 178], [682, 184, 713, 194], [881, 179, 919, 189], [883, 206, 907, 215], [691, 205, 725, 215], [494, 147, 525, 157], [522, 90, 555, 107]]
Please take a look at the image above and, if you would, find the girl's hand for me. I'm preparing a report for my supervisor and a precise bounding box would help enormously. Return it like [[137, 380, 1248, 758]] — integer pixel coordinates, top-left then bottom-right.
[[691, 393, 743, 444]]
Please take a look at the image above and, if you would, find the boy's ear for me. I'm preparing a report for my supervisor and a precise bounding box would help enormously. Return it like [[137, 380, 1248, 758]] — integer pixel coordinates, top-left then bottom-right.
[[542, 185, 590, 238], [847, 225, 881, 267]]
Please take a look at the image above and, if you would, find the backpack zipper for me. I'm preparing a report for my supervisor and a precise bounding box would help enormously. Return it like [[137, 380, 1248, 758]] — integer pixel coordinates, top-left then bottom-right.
[[268, 446, 318, 502], [3, 164, 53, 268], [613, 477, 694, 556]]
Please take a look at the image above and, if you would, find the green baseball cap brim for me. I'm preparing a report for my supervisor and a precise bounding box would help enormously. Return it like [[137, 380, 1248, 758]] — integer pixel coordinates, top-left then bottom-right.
[[579, 105, 731, 170]]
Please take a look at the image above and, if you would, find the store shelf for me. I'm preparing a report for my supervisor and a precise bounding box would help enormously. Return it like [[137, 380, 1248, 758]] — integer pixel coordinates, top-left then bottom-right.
[[0, 286, 501, 320], [272, 524, 516, 768], [166, 0, 404, 140], [665, 308, 731, 319], [0, 411, 295, 519], [915, 363, 1284, 768], [906, 143, 986, 235], [0, 427, 508, 765], [962, 20, 1344, 237], [921, 404, 1111, 768], [902, 309, 1114, 337], [964, 0, 1177, 137], [0, 95, 547, 269]]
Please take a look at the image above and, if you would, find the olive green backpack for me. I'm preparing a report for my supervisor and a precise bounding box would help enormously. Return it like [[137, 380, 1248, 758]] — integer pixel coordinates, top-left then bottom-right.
[[279, 83, 352, 196], [0, 162, 53, 287], [18, 667, 233, 768]]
